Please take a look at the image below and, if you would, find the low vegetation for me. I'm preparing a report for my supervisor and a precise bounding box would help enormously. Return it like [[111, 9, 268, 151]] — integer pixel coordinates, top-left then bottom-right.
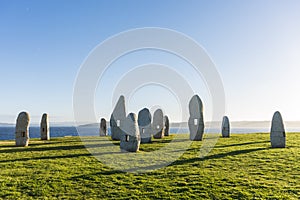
[[0, 133, 299, 199]]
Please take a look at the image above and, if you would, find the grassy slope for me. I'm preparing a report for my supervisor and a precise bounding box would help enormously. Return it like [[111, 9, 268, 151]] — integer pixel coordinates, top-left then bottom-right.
[[0, 133, 299, 199]]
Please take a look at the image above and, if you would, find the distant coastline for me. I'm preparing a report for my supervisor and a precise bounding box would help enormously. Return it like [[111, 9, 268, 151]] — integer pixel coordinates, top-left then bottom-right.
[[77, 121, 300, 128], [0, 123, 14, 126], [1, 121, 300, 128]]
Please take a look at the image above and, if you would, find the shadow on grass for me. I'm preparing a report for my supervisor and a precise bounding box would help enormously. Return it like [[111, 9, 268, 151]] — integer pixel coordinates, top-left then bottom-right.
[[151, 139, 172, 144], [0, 144, 17, 148], [60, 146, 271, 178], [73, 147, 270, 177], [0, 144, 87, 153], [122, 147, 270, 172], [71, 163, 168, 179], [0, 142, 67, 148], [70, 170, 124, 181], [215, 140, 270, 148], [170, 147, 269, 166], [0, 138, 81, 148], [0, 153, 92, 163], [78, 169, 124, 177], [0, 150, 126, 163], [28, 139, 82, 146], [0, 141, 122, 154]]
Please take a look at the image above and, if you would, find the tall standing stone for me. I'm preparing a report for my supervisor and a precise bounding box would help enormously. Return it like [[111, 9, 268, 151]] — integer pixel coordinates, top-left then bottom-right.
[[153, 109, 165, 139], [221, 116, 230, 138], [110, 95, 126, 140], [188, 95, 204, 141], [270, 111, 286, 148], [120, 113, 140, 152], [138, 108, 152, 143], [99, 118, 107, 136], [40, 113, 50, 140], [15, 112, 30, 147], [164, 115, 170, 136]]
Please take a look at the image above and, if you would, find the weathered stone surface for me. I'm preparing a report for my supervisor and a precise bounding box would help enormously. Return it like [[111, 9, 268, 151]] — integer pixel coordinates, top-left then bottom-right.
[[153, 109, 165, 139], [110, 95, 126, 140], [40, 113, 50, 140], [120, 113, 140, 152], [270, 111, 286, 148], [138, 108, 152, 143], [164, 115, 170, 136], [188, 95, 204, 141], [99, 118, 107, 136], [221, 116, 230, 138], [15, 112, 30, 147]]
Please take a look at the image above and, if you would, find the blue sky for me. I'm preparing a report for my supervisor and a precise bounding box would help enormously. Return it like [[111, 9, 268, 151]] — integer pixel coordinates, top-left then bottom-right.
[[0, 0, 300, 123]]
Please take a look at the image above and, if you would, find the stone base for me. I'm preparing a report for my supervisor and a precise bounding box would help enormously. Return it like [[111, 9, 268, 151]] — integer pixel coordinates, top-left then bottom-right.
[[141, 137, 152, 143], [153, 130, 164, 139], [41, 135, 50, 140], [16, 138, 29, 147], [189, 133, 203, 141], [188, 118, 204, 141], [120, 135, 140, 152], [271, 136, 286, 148], [111, 126, 122, 140]]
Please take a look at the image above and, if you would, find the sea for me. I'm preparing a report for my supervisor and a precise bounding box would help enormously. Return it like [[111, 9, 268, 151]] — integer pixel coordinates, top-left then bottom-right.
[[1, 126, 300, 140]]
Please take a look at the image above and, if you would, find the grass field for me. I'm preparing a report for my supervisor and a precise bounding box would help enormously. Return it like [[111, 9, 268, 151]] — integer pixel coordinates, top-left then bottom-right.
[[0, 133, 299, 199]]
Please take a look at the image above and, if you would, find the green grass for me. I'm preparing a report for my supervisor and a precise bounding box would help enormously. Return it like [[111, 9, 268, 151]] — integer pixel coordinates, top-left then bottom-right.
[[0, 133, 299, 199]]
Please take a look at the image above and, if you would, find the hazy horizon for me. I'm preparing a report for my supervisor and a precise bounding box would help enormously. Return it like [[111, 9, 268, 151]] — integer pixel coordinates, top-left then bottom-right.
[[2, 120, 300, 129]]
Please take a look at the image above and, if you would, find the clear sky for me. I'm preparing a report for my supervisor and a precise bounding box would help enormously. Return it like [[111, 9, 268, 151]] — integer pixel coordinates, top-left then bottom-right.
[[0, 0, 300, 124]]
